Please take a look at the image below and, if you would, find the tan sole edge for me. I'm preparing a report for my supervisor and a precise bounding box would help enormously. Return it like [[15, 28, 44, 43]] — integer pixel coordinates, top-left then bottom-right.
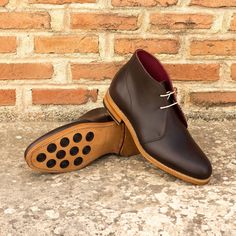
[[104, 90, 211, 185], [25, 121, 125, 173]]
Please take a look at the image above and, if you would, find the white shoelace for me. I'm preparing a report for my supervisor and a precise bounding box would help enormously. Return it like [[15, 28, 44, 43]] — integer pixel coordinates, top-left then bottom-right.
[[160, 91, 178, 109]]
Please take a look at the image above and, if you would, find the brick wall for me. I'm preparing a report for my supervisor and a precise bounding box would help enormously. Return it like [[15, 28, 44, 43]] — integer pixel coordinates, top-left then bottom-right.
[[0, 0, 235, 121]]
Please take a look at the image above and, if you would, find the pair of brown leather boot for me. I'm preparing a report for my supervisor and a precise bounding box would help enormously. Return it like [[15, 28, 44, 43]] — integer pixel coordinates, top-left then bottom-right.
[[25, 49, 212, 185]]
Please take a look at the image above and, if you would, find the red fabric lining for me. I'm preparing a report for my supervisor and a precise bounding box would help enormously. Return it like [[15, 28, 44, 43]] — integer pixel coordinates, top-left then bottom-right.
[[137, 50, 172, 92]]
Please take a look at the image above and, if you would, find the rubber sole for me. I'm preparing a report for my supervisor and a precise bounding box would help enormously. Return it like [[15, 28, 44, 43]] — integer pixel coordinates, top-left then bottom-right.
[[25, 121, 136, 173], [104, 90, 211, 185]]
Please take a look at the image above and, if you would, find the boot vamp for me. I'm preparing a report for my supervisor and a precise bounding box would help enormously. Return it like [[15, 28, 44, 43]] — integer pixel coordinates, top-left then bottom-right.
[[143, 108, 212, 180]]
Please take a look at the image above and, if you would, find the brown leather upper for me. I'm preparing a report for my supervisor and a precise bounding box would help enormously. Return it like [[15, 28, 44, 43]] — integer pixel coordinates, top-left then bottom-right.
[[109, 49, 212, 180], [79, 107, 113, 123]]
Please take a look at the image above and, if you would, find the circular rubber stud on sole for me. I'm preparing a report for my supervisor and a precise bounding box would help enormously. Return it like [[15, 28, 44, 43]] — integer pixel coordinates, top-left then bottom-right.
[[73, 133, 82, 143], [36, 153, 46, 162], [47, 143, 57, 153], [70, 146, 79, 156], [74, 157, 83, 166], [86, 132, 94, 142], [60, 160, 69, 169], [46, 159, 56, 168], [60, 137, 70, 147], [82, 146, 91, 155], [56, 150, 66, 159]]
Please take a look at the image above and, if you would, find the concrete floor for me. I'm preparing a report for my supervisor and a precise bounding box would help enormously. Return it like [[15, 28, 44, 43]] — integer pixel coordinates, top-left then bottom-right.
[[0, 119, 235, 236]]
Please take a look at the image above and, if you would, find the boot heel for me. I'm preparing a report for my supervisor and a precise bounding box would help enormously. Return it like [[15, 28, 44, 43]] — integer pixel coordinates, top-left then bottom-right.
[[103, 91, 122, 125], [119, 125, 139, 156]]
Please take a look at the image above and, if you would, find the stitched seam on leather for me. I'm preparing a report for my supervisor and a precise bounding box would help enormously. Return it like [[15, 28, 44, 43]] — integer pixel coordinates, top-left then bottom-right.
[[142, 109, 169, 144], [124, 68, 132, 114], [126, 55, 139, 113]]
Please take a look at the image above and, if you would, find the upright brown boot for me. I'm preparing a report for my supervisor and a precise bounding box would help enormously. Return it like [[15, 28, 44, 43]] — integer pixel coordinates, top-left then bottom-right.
[[104, 49, 212, 185], [25, 108, 138, 173]]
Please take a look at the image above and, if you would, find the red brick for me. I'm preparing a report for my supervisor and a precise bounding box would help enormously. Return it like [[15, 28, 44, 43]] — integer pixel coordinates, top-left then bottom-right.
[[30, 0, 95, 3], [112, 0, 177, 7], [71, 62, 122, 80], [0, 12, 50, 29], [71, 13, 139, 31], [0, 36, 16, 53], [0, 90, 16, 106], [115, 38, 179, 55], [71, 62, 220, 81], [230, 14, 236, 31], [150, 13, 214, 30], [32, 88, 98, 105], [190, 40, 236, 56], [190, 91, 236, 106], [190, 0, 236, 8], [231, 64, 236, 80], [164, 64, 220, 81], [0, 64, 53, 80], [35, 35, 98, 54], [0, 0, 8, 6]]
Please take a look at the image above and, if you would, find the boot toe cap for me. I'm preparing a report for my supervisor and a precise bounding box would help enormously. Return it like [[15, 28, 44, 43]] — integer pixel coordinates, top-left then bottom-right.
[[145, 140, 212, 181], [190, 154, 212, 180]]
